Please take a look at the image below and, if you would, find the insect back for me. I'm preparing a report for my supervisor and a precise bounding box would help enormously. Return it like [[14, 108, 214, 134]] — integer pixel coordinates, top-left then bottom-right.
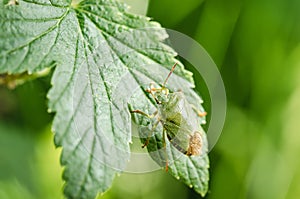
[[130, 62, 207, 169], [159, 91, 207, 157]]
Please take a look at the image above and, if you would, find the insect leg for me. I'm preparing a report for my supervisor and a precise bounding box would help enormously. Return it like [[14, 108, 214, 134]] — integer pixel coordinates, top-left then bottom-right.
[[191, 104, 207, 117], [162, 128, 169, 172], [142, 119, 160, 148], [130, 110, 158, 118], [146, 83, 161, 104], [163, 62, 178, 87]]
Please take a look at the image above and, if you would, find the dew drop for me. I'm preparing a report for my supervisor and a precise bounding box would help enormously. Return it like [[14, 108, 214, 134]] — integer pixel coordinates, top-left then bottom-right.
[[189, 184, 193, 188]]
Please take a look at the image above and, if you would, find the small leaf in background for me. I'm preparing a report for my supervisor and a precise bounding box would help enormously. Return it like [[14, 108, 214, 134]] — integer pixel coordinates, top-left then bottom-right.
[[0, 68, 50, 89]]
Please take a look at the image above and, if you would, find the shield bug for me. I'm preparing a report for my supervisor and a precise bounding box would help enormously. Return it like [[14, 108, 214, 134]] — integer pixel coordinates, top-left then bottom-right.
[[130, 63, 207, 170]]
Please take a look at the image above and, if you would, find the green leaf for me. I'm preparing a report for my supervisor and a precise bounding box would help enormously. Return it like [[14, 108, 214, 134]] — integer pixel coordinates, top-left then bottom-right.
[[0, 0, 209, 198]]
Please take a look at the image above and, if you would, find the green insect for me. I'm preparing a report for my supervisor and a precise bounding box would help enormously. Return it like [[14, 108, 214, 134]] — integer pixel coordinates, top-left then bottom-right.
[[131, 63, 207, 170]]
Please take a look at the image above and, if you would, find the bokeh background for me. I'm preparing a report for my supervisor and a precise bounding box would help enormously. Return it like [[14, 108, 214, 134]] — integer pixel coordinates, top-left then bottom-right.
[[1, 0, 300, 198]]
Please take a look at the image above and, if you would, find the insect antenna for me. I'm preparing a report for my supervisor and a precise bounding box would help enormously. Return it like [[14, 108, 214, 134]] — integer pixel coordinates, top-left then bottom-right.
[[162, 62, 178, 87]]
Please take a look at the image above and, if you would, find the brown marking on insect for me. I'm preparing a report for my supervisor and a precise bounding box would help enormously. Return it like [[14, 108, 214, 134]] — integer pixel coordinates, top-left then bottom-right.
[[186, 131, 203, 156]]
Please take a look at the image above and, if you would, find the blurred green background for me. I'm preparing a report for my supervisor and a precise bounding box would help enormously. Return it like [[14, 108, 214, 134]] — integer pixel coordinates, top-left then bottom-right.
[[1, 0, 300, 198]]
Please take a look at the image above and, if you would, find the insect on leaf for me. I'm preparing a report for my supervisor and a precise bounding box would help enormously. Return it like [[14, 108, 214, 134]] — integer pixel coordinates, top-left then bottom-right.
[[129, 72, 209, 196]]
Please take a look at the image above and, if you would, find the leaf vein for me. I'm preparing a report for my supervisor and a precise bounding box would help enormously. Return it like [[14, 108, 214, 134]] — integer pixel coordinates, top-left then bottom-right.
[[51, 32, 80, 107], [21, 0, 68, 8], [2, 9, 69, 57], [82, 12, 173, 74]]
